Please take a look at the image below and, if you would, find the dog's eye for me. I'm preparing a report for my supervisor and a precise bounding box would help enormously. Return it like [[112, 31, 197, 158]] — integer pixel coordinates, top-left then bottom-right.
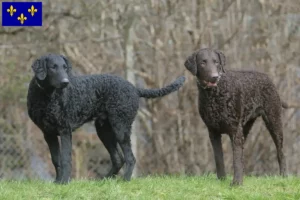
[[49, 64, 57, 69], [201, 62, 206, 66], [63, 65, 68, 70], [214, 60, 219, 64]]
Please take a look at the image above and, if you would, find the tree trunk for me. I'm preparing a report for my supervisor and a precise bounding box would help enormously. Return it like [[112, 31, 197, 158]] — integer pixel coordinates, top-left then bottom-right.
[[124, 13, 138, 177]]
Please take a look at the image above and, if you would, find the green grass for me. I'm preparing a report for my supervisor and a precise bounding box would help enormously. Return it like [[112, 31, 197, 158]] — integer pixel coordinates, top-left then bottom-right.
[[0, 175, 299, 200]]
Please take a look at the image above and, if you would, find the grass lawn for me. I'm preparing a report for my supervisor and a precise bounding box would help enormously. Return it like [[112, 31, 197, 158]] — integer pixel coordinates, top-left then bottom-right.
[[0, 174, 299, 200]]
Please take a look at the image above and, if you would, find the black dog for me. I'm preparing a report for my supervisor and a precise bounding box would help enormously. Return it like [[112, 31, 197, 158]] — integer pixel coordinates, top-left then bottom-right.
[[27, 54, 185, 183], [184, 48, 287, 185]]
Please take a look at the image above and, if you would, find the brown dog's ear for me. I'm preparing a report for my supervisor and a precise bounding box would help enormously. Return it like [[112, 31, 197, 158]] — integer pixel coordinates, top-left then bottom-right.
[[32, 57, 47, 80], [214, 50, 226, 73], [184, 52, 197, 76], [60, 55, 72, 72]]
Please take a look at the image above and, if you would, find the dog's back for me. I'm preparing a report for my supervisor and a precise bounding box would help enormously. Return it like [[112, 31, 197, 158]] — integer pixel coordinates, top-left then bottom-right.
[[27, 73, 140, 131]]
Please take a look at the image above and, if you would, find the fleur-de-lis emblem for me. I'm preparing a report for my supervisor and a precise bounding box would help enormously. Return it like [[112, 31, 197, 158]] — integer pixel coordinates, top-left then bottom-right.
[[17, 13, 27, 24], [7, 5, 16, 16], [28, 5, 38, 16]]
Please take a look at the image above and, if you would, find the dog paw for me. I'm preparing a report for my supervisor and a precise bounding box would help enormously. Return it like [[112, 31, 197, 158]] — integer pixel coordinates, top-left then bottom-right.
[[230, 180, 242, 187]]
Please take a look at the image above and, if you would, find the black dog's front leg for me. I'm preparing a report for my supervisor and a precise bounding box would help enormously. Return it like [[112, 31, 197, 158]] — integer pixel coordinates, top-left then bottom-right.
[[44, 133, 62, 182], [59, 129, 72, 184]]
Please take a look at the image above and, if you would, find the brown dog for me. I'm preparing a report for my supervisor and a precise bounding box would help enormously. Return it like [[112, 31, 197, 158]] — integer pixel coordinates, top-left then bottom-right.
[[184, 48, 287, 185]]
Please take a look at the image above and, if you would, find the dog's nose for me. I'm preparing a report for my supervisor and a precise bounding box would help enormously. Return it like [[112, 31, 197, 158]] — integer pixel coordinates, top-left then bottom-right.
[[60, 78, 69, 88], [210, 76, 219, 83]]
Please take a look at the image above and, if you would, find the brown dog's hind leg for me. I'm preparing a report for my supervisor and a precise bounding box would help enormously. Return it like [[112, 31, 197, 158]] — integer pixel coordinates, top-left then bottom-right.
[[262, 109, 287, 177], [230, 125, 245, 186]]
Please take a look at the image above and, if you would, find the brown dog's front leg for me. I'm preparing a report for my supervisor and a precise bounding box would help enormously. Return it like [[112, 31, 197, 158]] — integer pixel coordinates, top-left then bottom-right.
[[59, 129, 72, 184], [230, 126, 244, 186], [209, 131, 226, 180]]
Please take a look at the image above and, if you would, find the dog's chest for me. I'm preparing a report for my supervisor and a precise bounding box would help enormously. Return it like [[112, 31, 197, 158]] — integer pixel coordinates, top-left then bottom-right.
[[198, 91, 239, 132], [29, 99, 66, 131]]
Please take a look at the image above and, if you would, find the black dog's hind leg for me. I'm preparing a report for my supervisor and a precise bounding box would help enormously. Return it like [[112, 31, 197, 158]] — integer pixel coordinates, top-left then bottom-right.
[[44, 133, 62, 182], [95, 118, 124, 178], [117, 136, 135, 181], [110, 118, 136, 181]]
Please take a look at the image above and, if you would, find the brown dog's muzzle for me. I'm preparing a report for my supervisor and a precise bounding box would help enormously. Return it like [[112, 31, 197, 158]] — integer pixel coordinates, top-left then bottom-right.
[[198, 73, 222, 89]]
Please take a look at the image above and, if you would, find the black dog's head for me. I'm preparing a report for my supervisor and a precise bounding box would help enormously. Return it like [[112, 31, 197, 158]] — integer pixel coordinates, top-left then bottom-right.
[[32, 54, 72, 89], [184, 48, 225, 88]]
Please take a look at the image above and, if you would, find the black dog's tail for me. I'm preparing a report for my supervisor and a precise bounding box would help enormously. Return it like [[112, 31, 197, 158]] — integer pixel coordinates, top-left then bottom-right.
[[137, 76, 185, 99]]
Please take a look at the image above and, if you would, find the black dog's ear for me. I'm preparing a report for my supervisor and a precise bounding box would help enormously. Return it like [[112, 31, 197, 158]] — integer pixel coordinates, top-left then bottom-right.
[[215, 50, 226, 73], [60, 55, 72, 72], [184, 52, 197, 76], [32, 57, 47, 80]]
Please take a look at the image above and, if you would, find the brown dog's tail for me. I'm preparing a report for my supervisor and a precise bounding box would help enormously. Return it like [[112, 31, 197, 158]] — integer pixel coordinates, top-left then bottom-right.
[[137, 76, 185, 98]]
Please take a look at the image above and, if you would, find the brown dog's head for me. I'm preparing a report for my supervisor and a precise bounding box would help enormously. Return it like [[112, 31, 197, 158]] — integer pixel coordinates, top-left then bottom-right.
[[184, 48, 225, 88]]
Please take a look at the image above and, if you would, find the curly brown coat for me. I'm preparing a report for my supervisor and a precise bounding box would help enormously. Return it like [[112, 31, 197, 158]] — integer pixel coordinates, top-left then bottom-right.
[[184, 48, 287, 186]]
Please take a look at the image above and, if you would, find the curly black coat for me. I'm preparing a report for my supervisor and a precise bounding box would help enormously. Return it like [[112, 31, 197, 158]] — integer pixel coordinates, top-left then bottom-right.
[[27, 54, 185, 183], [184, 48, 287, 186]]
